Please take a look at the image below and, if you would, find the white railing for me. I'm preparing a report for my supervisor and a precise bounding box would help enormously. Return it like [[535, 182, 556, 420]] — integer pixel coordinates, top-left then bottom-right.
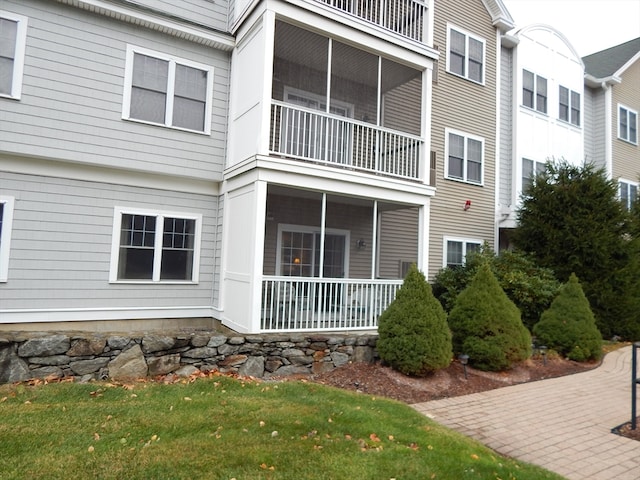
[[271, 101, 422, 180], [261, 277, 403, 332], [315, 0, 427, 43]]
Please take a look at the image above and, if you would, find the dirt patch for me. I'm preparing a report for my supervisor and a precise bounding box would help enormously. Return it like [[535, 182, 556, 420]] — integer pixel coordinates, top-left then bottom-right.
[[311, 355, 597, 404]]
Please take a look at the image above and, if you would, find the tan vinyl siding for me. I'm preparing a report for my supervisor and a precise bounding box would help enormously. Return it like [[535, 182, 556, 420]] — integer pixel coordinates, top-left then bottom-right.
[[429, 0, 498, 278], [124, 0, 229, 32], [0, 172, 218, 311], [1, 0, 229, 181], [611, 60, 640, 181]]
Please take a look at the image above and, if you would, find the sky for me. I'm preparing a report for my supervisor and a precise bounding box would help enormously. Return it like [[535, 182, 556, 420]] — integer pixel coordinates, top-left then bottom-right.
[[503, 0, 640, 57]]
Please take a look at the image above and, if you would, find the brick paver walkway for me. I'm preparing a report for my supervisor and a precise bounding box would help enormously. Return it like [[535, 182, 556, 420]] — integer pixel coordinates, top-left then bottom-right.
[[412, 346, 639, 480]]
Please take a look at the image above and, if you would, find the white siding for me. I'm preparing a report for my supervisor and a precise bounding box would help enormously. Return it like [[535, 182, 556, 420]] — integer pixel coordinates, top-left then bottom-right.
[[0, 172, 219, 312], [124, 0, 229, 32], [1, 0, 230, 181]]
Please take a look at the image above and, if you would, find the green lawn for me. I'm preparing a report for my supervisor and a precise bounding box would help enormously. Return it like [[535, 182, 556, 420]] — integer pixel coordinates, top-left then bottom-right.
[[0, 375, 564, 480]]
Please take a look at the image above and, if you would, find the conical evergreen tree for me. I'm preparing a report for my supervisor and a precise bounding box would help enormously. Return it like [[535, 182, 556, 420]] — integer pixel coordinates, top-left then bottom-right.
[[533, 273, 603, 361], [377, 264, 452, 376], [448, 263, 531, 371]]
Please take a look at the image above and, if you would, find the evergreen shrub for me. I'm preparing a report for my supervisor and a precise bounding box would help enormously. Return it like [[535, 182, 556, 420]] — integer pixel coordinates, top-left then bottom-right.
[[377, 264, 452, 376], [533, 273, 603, 362], [447, 263, 531, 371]]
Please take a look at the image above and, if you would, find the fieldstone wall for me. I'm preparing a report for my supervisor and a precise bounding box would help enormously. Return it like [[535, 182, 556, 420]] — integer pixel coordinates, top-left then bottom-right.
[[0, 331, 378, 384]]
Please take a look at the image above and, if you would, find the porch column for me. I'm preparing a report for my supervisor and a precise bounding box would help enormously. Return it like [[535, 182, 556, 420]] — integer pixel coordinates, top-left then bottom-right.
[[417, 200, 430, 277], [371, 200, 378, 278]]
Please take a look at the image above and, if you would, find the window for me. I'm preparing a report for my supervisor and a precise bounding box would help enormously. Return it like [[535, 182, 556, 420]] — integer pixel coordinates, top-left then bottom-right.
[[620, 181, 638, 210], [0, 11, 28, 100], [277, 224, 348, 278], [447, 26, 485, 84], [522, 70, 547, 113], [559, 86, 580, 126], [619, 105, 638, 144], [444, 238, 482, 268], [110, 208, 202, 282], [445, 129, 484, 184], [0, 196, 15, 282], [522, 158, 546, 192], [122, 45, 214, 133]]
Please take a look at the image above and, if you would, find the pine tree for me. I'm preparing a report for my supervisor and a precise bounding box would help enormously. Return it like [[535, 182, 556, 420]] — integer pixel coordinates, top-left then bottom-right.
[[533, 274, 603, 361], [448, 263, 531, 371], [377, 264, 452, 376]]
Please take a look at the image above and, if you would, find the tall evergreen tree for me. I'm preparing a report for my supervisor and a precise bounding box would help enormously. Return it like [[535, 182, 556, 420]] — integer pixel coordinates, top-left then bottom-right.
[[377, 264, 452, 376], [513, 161, 640, 339]]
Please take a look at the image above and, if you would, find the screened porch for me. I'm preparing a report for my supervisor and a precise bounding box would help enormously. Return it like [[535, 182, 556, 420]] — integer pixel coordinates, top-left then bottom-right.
[[260, 186, 419, 331], [270, 21, 426, 182]]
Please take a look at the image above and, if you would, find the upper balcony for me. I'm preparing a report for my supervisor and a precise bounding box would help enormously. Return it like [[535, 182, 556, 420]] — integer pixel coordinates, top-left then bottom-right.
[[269, 21, 426, 183], [313, 0, 428, 44]]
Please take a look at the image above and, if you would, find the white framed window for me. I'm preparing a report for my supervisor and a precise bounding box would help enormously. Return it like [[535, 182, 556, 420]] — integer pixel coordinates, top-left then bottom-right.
[[276, 224, 350, 278], [443, 237, 482, 268], [446, 25, 485, 84], [521, 158, 546, 192], [619, 180, 638, 210], [619, 105, 638, 144], [109, 207, 202, 283], [445, 128, 484, 185], [559, 86, 580, 126], [0, 11, 28, 100], [122, 45, 214, 134], [522, 69, 547, 114], [0, 196, 15, 282]]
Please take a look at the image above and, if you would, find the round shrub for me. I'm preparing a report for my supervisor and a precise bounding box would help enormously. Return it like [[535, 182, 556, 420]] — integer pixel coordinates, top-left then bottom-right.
[[377, 264, 452, 376], [533, 273, 603, 362], [448, 263, 531, 371]]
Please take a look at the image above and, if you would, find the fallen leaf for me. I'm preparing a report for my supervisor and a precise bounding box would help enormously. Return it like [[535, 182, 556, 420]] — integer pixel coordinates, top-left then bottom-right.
[[471, 454, 479, 460], [88, 446, 94, 453], [93, 433, 100, 441], [388, 435, 394, 441], [183, 397, 192, 401], [259, 421, 265, 427], [271, 431, 278, 437], [369, 433, 381, 442]]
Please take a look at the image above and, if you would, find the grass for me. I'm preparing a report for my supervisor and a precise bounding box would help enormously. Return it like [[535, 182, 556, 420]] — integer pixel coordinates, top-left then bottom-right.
[[0, 374, 564, 480]]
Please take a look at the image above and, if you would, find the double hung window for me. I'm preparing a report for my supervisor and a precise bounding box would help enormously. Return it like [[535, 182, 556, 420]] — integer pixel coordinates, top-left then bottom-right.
[[559, 86, 580, 126], [110, 208, 201, 283], [122, 45, 214, 133], [444, 238, 481, 268], [619, 105, 638, 144], [620, 181, 638, 210], [0, 11, 28, 99], [447, 26, 485, 84], [445, 130, 483, 185], [0, 196, 15, 282], [522, 158, 546, 192], [523, 70, 547, 114]]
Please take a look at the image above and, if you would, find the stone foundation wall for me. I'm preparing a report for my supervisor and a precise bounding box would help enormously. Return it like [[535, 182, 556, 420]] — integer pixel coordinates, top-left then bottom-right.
[[0, 331, 379, 384]]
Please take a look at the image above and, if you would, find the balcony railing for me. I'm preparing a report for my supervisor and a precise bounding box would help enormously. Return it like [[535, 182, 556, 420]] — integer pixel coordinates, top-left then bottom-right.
[[270, 101, 422, 181], [261, 277, 403, 332], [315, 0, 427, 43]]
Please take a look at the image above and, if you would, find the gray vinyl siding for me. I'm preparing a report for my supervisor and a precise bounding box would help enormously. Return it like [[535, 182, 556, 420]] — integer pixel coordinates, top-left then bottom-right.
[[499, 45, 513, 207], [378, 208, 418, 279], [583, 86, 606, 169], [1, 0, 229, 181], [1, 172, 218, 311], [429, 0, 498, 278], [124, 0, 229, 32]]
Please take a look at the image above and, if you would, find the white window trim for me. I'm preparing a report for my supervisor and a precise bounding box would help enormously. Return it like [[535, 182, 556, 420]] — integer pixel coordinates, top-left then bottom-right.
[[109, 206, 202, 284], [520, 157, 546, 194], [618, 104, 638, 145], [0, 10, 28, 100], [442, 236, 483, 269], [0, 196, 15, 282], [521, 69, 548, 115], [619, 179, 638, 210], [444, 127, 485, 185], [446, 24, 486, 85], [558, 85, 581, 127], [275, 224, 350, 277], [122, 45, 214, 134]]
